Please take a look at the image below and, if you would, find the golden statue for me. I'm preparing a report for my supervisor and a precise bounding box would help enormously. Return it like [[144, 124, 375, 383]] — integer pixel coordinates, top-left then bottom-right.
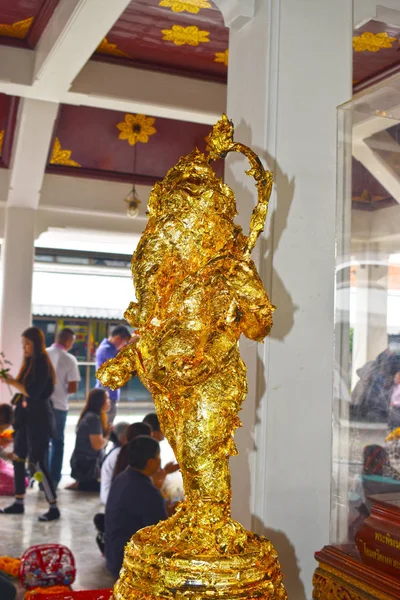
[[97, 115, 287, 599]]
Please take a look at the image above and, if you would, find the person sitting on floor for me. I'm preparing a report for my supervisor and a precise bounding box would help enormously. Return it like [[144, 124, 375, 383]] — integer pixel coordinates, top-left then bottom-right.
[[68, 388, 111, 491], [94, 421, 152, 555], [104, 436, 168, 579], [0, 404, 16, 496], [100, 421, 129, 505], [0, 571, 16, 600], [143, 412, 164, 442], [112, 422, 152, 481]]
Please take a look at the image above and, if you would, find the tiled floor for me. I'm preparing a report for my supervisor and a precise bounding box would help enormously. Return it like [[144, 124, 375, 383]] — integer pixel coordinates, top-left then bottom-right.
[[0, 407, 182, 598], [0, 487, 115, 598]]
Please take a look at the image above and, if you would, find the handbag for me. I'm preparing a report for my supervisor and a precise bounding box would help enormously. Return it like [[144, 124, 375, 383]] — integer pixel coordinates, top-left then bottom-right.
[[19, 544, 76, 589], [11, 394, 26, 430], [70, 451, 100, 483], [10, 393, 22, 407]]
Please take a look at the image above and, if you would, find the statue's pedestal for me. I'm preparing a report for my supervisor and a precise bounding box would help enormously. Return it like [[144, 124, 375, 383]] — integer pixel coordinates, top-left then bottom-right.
[[113, 502, 287, 599], [355, 492, 400, 579], [313, 545, 400, 599]]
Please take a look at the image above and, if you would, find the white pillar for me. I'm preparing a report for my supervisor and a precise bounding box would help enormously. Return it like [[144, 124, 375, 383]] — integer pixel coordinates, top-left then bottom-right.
[[0, 207, 36, 401], [225, 1, 352, 598], [352, 261, 389, 383]]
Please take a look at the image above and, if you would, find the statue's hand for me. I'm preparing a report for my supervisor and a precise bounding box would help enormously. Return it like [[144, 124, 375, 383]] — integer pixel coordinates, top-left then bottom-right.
[[96, 344, 138, 390], [124, 302, 139, 327]]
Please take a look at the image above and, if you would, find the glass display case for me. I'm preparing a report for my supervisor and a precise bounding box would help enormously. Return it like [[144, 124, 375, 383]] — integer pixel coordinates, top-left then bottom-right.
[[332, 78, 400, 546]]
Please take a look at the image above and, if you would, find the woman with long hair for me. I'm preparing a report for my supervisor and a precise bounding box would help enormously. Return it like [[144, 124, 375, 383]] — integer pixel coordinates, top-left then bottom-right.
[[68, 388, 111, 491], [0, 327, 59, 521]]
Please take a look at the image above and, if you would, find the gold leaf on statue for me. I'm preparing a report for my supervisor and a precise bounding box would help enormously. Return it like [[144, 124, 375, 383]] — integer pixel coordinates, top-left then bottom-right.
[[97, 114, 286, 599]]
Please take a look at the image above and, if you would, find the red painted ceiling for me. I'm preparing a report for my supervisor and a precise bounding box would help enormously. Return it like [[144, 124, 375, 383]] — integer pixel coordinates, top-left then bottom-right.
[[47, 103, 223, 184], [353, 19, 400, 89], [94, 0, 228, 82], [352, 157, 397, 211], [0, 93, 18, 167], [0, 3, 398, 88], [0, 0, 59, 48]]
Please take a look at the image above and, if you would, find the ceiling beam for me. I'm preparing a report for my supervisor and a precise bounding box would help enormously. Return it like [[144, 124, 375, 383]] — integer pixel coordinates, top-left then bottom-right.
[[0, 45, 226, 125], [7, 99, 59, 209], [213, 0, 254, 30], [33, 0, 133, 93], [69, 61, 226, 125], [353, 137, 400, 205], [354, 1, 400, 28]]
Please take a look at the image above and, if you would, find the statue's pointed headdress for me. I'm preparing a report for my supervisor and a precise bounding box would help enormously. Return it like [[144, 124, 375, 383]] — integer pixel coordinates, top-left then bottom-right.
[[206, 114, 273, 258]]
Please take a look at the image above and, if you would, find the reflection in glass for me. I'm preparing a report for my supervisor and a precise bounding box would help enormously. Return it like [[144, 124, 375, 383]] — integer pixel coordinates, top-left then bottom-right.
[[333, 81, 400, 546]]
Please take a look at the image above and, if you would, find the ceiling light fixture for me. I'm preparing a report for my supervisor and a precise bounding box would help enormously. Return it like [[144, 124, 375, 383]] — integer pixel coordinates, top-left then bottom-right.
[[124, 142, 141, 218]]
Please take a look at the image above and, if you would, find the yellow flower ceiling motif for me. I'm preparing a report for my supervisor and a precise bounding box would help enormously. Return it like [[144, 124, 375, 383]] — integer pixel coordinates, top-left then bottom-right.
[[353, 31, 396, 52], [214, 49, 228, 66], [159, 0, 211, 14], [0, 17, 33, 39], [161, 25, 210, 46], [116, 114, 157, 146], [96, 37, 129, 58], [0, 130, 4, 156], [50, 138, 81, 167]]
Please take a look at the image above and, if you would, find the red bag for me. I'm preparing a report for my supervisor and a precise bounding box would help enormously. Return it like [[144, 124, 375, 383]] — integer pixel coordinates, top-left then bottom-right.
[[19, 544, 76, 590]]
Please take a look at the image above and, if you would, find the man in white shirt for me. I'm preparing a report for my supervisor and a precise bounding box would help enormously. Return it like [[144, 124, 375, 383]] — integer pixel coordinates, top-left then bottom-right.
[[100, 421, 129, 505], [47, 328, 81, 488]]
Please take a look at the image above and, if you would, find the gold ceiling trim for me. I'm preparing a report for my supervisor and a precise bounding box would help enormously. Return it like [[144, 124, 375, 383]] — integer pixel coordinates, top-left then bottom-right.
[[50, 138, 81, 167], [161, 24, 210, 46], [116, 114, 157, 146], [96, 37, 129, 58], [0, 17, 33, 39], [353, 31, 396, 52], [159, 0, 212, 13], [214, 49, 228, 66]]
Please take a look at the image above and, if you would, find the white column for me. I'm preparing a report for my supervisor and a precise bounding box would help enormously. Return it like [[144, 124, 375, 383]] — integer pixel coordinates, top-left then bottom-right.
[[0, 207, 36, 401], [225, 1, 352, 598], [352, 260, 389, 382]]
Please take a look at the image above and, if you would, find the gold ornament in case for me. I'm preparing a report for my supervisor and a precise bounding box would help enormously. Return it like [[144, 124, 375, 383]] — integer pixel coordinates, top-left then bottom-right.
[[97, 114, 287, 599]]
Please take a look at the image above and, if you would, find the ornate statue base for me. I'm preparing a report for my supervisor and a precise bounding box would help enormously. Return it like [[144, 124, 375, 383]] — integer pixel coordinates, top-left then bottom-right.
[[313, 545, 400, 600], [113, 501, 286, 600]]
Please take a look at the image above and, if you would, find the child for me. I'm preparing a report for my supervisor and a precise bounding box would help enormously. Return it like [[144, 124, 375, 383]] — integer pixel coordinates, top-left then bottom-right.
[[0, 404, 16, 496]]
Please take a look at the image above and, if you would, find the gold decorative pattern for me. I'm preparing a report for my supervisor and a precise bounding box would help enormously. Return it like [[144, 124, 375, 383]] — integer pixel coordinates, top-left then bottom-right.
[[0, 130, 4, 156], [159, 0, 211, 13], [312, 573, 365, 600], [96, 37, 129, 58], [214, 49, 229, 66], [161, 24, 210, 46], [97, 115, 283, 599], [116, 114, 157, 146], [353, 32, 396, 52], [0, 17, 33, 40], [314, 565, 393, 600], [50, 138, 81, 167]]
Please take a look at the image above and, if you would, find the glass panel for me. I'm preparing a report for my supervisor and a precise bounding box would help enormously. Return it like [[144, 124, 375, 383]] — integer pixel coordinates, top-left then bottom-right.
[[332, 80, 400, 546], [33, 318, 57, 347]]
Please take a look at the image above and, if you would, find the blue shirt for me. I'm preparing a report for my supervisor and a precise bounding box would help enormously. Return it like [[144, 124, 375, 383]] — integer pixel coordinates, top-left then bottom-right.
[[105, 467, 167, 578], [95, 338, 119, 402]]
